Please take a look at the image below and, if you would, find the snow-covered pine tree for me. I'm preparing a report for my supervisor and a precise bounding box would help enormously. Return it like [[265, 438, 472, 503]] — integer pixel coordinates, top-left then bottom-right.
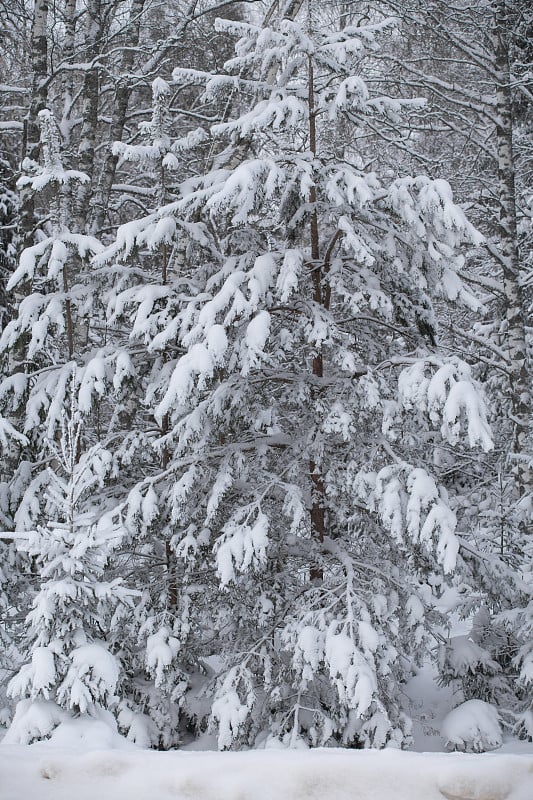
[[0, 108, 113, 535], [0, 109, 137, 739], [97, 78, 201, 748], [0, 158, 21, 725], [0, 108, 105, 423], [97, 6, 494, 749], [4, 386, 133, 744]]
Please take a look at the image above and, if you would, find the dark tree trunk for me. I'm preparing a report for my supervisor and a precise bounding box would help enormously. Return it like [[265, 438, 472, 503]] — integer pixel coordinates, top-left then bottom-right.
[[90, 0, 146, 234]]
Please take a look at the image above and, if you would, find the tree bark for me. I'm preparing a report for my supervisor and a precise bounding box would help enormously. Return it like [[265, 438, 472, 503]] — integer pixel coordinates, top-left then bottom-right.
[[20, 0, 49, 248], [60, 0, 77, 141], [74, 0, 104, 232], [307, 53, 326, 576], [492, 0, 531, 495]]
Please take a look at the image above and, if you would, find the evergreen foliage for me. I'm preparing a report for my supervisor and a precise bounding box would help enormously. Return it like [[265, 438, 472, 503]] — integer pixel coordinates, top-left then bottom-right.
[[0, 0, 530, 752]]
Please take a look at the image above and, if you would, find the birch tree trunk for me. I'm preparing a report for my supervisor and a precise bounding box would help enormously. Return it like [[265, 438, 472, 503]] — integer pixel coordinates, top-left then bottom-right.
[[492, 0, 531, 495], [60, 0, 77, 142], [20, 0, 48, 248], [74, 0, 104, 231]]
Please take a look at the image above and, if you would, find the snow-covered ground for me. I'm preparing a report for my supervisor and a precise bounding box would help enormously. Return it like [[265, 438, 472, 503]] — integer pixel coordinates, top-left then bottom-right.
[[2, 654, 532, 799], [1, 742, 533, 800]]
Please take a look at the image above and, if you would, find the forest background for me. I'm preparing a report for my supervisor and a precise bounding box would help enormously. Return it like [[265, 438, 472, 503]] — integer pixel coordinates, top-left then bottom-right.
[[0, 0, 531, 754]]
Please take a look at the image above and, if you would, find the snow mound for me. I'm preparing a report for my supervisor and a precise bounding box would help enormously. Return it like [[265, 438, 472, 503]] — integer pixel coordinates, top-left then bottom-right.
[[2, 700, 66, 745], [442, 700, 502, 753], [2, 702, 133, 750], [46, 716, 135, 751]]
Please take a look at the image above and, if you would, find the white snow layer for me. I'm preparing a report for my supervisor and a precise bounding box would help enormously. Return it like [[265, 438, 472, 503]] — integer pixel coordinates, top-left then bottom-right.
[[0, 741, 532, 800]]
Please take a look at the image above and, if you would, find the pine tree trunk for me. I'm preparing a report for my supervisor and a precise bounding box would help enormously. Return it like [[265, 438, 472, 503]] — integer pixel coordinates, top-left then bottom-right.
[[492, 0, 531, 495], [161, 237, 177, 610], [307, 53, 326, 577]]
